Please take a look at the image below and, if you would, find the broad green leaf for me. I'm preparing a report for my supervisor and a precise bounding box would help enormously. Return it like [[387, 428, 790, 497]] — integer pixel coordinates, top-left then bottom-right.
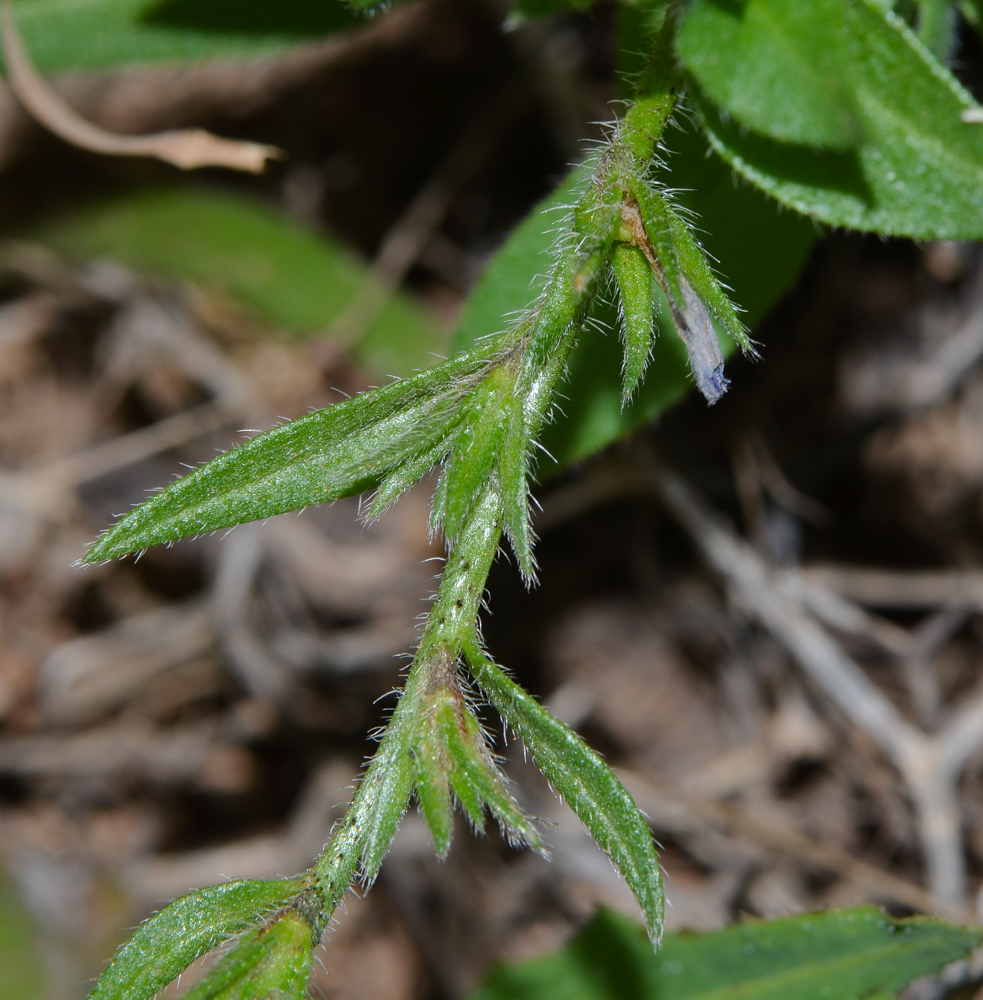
[[37, 188, 446, 377], [7, 0, 359, 74], [84, 350, 489, 561], [452, 168, 587, 357], [676, 0, 863, 149], [89, 878, 301, 1000], [471, 906, 983, 1000], [467, 648, 663, 944], [454, 120, 813, 467], [679, 0, 983, 239], [181, 911, 312, 1000]]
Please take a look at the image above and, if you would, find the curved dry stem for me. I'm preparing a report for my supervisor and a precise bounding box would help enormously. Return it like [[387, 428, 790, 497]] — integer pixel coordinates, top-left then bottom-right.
[[0, 1, 282, 173]]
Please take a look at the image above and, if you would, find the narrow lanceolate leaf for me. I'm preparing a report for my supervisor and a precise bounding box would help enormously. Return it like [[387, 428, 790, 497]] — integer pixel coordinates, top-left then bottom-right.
[[85, 349, 491, 561], [471, 906, 983, 1000], [181, 912, 313, 1000], [439, 700, 543, 851], [357, 740, 416, 884], [611, 244, 654, 404], [466, 646, 663, 945], [89, 879, 302, 1000], [442, 365, 511, 543], [678, 0, 983, 239], [413, 742, 454, 856], [499, 391, 534, 582]]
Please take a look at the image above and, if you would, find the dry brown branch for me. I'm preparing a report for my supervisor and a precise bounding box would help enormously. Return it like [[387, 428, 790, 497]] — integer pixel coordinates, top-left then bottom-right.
[[0, 716, 243, 785], [212, 524, 297, 704], [0, 2, 282, 173], [39, 602, 214, 726], [640, 448, 983, 908], [803, 564, 983, 611]]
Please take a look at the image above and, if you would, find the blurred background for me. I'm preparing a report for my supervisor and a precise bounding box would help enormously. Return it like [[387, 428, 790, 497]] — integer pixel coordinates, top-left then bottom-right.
[[3, 1, 983, 998]]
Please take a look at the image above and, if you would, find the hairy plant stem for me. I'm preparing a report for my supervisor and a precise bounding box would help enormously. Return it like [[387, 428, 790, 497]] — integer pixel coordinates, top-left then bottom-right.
[[295, 26, 682, 945]]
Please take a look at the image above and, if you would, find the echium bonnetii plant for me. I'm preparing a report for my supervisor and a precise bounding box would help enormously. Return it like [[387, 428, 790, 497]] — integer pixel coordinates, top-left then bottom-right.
[[72, 0, 983, 995]]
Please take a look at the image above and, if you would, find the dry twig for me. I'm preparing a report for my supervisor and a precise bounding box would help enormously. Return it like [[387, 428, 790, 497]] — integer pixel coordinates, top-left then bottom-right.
[[0, 2, 282, 173], [619, 769, 973, 923], [639, 447, 983, 909]]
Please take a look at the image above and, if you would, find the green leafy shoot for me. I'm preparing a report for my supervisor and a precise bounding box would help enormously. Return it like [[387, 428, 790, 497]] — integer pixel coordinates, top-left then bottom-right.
[[76, 6, 983, 999], [79, 24, 759, 966], [471, 906, 983, 1000]]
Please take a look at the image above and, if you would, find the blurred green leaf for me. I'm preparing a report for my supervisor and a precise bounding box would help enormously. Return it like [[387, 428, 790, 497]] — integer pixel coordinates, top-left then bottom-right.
[[454, 120, 814, 468], [0, 876, 44, 1000], [36, 188, 446, 377], [676, 0, 864, 149], [679, 0, 983, 239], [89, 879, 301, 1000], [7, 0, 359, 74], [469, 651, 663, 944], [471, 906, 983, 1000]]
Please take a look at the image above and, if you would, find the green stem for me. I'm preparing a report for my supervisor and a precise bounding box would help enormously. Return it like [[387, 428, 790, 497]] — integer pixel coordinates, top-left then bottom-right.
[[298, 18, 683, 945], [302, 484, 504, 936]]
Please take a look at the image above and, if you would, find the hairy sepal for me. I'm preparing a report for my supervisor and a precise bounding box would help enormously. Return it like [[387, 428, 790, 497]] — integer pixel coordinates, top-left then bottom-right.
[[85, 348, 493, 562], [88, 879, 302, 1000], [467, 643, 664, 945], [413, 738, 455, 856], [627, 184, 750, 404], [500, 390, 535, 583], [611, 243, 655, 405], [440, 698, 544, 851]]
